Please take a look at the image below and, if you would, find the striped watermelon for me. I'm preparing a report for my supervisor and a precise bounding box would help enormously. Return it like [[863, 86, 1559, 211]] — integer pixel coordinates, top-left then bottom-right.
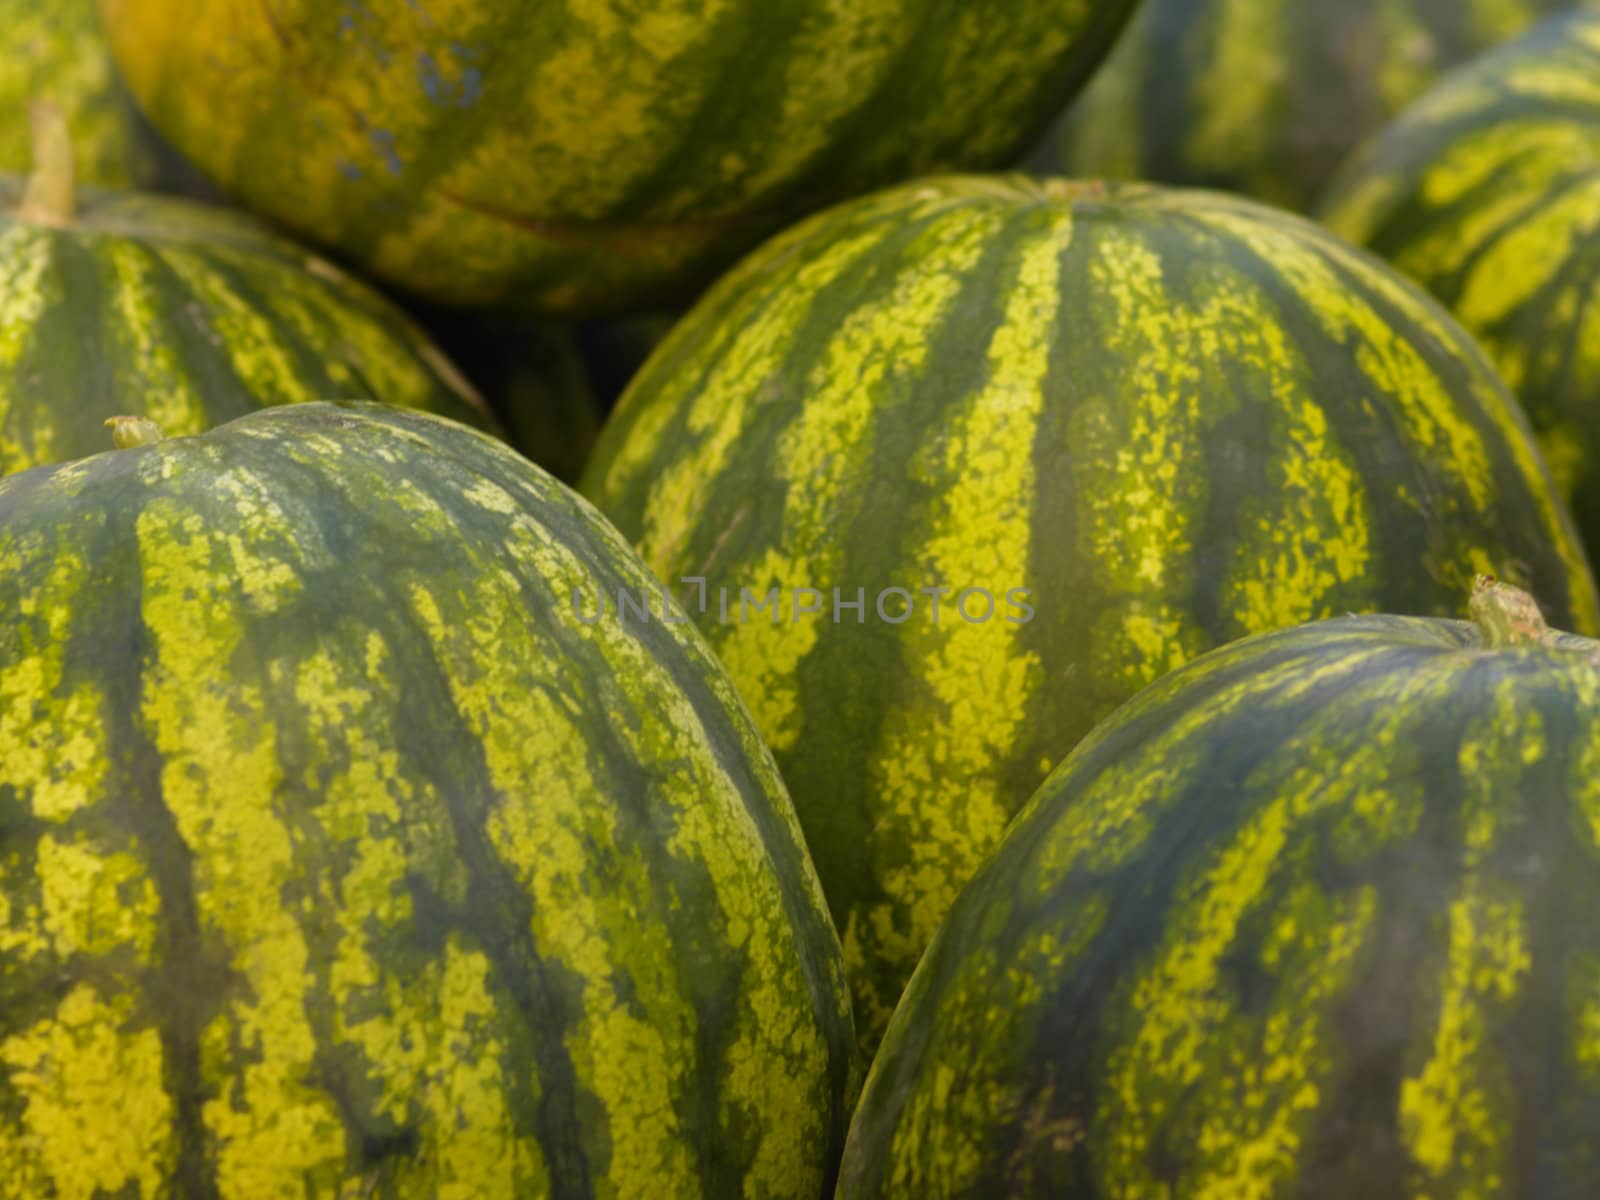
[[1323, 13, 1600, 562], [840, 576, 1600, 1196], [0, 0, 159, 189], [0, 119, 492, 478], [99, 0, 1137, 314], [582, 174, 1600, 1053], [0, 402, 856, 1197], [1032, 0, 1594, 214]]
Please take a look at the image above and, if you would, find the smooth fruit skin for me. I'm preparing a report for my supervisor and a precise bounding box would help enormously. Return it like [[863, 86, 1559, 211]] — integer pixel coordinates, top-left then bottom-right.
[[581, 174, 1600, 1054], [0, 176, 493, 477], [98, 0, 1138, 314], [1324, 13, 1600, 564], [0, 403, 857, 1198], [1031, 0, 1593, 214], [839, 596, 1600, 1196], [0, 1, 157, 188]]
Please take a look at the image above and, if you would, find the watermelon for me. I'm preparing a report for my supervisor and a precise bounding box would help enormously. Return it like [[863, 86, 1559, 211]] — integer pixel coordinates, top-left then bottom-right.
[[0, 107, 492, 478], [0, 402, 857, 1197], [839, 576, 1600, 1195], [1323, 12, 1600, 562], [1032, 0, 1594, 214], [581, 174, 1600, 1053], [98, 0, 1138, 315]]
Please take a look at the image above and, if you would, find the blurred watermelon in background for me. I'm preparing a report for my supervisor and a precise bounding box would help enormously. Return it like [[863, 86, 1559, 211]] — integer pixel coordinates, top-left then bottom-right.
[[99, 0, 1141, 314], [1032, 0, 1598, 212], [1325, 12, 1600, 562]]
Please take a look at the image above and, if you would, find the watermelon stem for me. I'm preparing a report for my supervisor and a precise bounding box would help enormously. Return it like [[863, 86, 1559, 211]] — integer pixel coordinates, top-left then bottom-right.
[[17, 100, 75, 227], [1469, 573, 1549, 647], [105, 415, 164, 449]]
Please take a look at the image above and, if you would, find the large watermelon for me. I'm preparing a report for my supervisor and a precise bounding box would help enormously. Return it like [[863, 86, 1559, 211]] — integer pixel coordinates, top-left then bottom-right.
[[0, 402, 857, 1197], [1032, 0, 1594, 214], [581, 174, 1600, 1052], [839, 576, 1600, 1195], [98, 0, 1138, 314], [1323, 13, 1600, 561], [0, 0, 159, 189], [0, 117, 492, 477]]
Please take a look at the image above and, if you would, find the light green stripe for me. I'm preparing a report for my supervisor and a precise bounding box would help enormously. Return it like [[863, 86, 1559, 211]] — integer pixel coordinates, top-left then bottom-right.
[[851, 214, 1064, 1041]]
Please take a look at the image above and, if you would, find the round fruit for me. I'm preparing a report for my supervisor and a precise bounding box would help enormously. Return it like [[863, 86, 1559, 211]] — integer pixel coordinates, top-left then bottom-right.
[[0, 402, 857, 1197], [840, 577, 1600, 1196], [0, 111, 491, 477], [1032, 0, 1591, 213], [99, 0, 1138, 314], [582, 174, 1600, 1053], [1324, 12, 1600, 561]]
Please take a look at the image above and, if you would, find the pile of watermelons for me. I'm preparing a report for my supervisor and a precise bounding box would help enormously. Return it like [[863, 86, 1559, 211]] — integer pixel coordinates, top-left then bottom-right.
[[7, 1, 1600, 1195]]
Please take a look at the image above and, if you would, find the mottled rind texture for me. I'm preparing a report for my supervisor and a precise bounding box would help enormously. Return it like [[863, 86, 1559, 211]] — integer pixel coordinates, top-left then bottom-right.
[[0, 0, 156, 189], [840, 610, 1600, 1197], [1324, 13, 1600, 565], [1033, 0, 1595, 214], [98, 0, 1137, 314], [0, 403, 856, 1198], [0, 177, 492, 477], [581, 174, 1600, 1056]]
